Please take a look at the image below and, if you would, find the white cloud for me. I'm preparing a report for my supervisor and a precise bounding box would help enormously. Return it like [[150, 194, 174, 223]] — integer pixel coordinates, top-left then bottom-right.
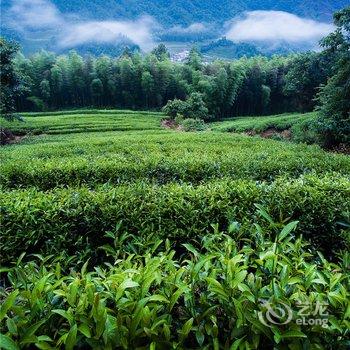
[[8, 0, 63, 29], [169, 23, 207, 34], [6, 0, 156, 51], [59, 17, 157, 51], [226, 11, 333, 43]]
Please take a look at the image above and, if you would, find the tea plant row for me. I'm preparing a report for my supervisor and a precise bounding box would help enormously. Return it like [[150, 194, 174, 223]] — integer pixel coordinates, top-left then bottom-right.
[[1, 175, 349, 263], [1, 222, 349, 349]]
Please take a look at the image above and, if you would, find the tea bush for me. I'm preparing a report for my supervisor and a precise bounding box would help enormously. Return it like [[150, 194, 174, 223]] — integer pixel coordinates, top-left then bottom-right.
[[0, 110, 162, 135], [1, 110, 349, 349], [1, 175, 349, 262], [0, 224, 349, 349], [1, 130, 349, 190], [180, 118, 207, 131], [210, 113, 316, 134], [210, 112, 324, 144]]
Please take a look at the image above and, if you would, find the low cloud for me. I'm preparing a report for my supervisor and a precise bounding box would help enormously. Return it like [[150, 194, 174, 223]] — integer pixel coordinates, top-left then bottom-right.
[[8, 0, 63, 29], [226, 11, 333, 43], [168, 23, 207, 34], [5, 3, 334, 52], [6, 0, 156, 51], [59, 17, 157, 51]]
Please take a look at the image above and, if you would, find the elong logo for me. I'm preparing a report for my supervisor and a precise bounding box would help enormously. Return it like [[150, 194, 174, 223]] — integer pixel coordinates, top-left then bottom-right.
[[258, 299, 329, 328]]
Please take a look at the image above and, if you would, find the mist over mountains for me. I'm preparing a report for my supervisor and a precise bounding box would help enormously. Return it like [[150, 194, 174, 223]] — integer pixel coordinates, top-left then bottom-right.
[[1, 0, 348, 59]]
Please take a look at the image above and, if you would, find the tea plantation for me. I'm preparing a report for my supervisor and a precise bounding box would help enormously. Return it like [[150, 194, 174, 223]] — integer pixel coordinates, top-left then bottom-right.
[[1, 111, 349, 349]]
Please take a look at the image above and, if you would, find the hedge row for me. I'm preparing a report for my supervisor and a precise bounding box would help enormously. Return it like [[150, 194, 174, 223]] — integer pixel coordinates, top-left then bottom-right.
[[1, 156, 350, 191], [1, 175, 349, 262]]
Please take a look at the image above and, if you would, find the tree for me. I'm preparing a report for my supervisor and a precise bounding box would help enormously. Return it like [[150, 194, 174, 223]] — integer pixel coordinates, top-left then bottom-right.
[[163, 93, 209, 120], [68, 51, 85, 106], [185, 92, 209, 120], [95, 55, 113, 106], [284, 53, 329, 112], [261, 85, 271, 114], [162, 98, 188, 119], [151, 44, 170, 61], [141, 71, 155, 108], [0, 37, 23, 118], [186, 47, 202, 71], [316, 7, 350, 147], [91, 78, 103, 107], [40, 79, 51, 102], [120, 47, 133, 59], [6, 35, 344, 122]]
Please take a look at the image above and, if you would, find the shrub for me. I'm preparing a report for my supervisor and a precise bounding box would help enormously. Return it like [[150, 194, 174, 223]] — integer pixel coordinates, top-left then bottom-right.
[[27, 96, 47, 112], [291, 118, 319, 144], [180, 118, 206, 131], [174, 113, 184, 125], [163, 93, 209, 121], [0, 224, 349, 349], [162, 99, 188, 119], [185, 92, 210, 120]]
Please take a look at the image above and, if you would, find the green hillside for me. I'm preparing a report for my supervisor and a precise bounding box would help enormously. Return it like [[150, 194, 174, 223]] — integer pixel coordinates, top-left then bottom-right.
[[1, 111, 349, 348]]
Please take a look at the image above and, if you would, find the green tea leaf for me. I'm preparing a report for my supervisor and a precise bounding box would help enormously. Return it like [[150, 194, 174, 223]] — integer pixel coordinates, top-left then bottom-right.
[[65, 324, 77, 350], [0, 290, 19, 322], [281, 330, 307, 338], [278, 221, 299, 241], [0, 334, 19, 350]]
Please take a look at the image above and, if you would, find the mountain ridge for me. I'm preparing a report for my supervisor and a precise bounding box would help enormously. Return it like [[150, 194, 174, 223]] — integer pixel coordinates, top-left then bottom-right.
[[50, 0, 347, 24], [1, 0, 348, 58]]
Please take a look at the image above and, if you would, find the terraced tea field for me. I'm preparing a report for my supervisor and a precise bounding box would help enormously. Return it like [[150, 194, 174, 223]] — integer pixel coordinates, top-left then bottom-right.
[[0, 110, 163, 135], [1, 110, 349, 349], [210, 112, 316, 133]]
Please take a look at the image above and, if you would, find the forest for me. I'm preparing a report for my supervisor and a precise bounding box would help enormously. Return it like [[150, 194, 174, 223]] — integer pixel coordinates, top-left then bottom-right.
[[4, 44, 333, 115]]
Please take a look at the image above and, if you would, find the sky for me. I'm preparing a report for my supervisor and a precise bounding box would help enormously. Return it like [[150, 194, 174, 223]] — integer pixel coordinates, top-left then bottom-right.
[[3, 0, 335, 51]]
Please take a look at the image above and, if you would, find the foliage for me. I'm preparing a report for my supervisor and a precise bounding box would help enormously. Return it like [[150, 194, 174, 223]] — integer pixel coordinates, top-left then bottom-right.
[[180, 118, 207, 131], [315, 7, 350, 147], [26, 96, 47, 112], [8, 47, 333, 119], [0, 110, 162, 135], [2, 7, 349, 150], [0, 106, 349, 348], [0, 37, 25, 119], [291, 117, 320, 144], [0, 221, 349, 349], [210, 112, 321, 143], [163, 93, 209, 120], [185, 93, 209, 120], [1, 117, 350, 190], [151, 44, 170, 61], [1, 174, 349, 263], [283, 53, 331, 112], [162, 99, 188, 119]]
